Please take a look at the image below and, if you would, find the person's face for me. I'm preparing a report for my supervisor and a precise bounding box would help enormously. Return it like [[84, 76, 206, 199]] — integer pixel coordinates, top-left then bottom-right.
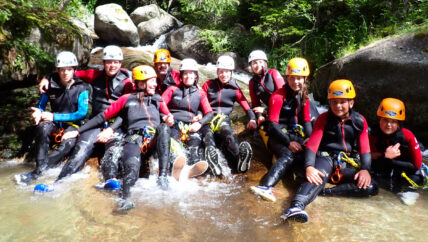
[[136, 77, 157, 95], [217, 68, 232, 84], [329, 98, 354, 119], [250, 59, 266, 75], [154, 62, 170, 76], [104, 60, 122, 77], [287, 75, 305, 92], [57, 67, 75, 84], [379, 117, 400, 135], [182, 71, 197, 86]]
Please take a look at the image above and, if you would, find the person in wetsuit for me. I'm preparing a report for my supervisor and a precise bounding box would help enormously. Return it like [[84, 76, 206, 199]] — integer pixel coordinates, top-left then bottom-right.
[[161, 58, 214, 179], [200, 55, 256, 176], [62, 65, 174, 210], [153, 49, 181, 94], [39, 45, 134, 182], [15, 51, 89, 185], [250, 57, 316, 202], [282, 79, 377, 223], [369, 98, 424, 205]]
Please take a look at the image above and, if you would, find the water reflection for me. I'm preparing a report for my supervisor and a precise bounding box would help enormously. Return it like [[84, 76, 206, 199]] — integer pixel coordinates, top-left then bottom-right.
[[0, 160, 426, 241]]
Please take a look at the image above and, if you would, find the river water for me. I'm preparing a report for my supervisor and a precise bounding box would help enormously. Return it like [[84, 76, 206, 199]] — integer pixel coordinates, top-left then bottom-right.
[[0, 157, 427, 241]]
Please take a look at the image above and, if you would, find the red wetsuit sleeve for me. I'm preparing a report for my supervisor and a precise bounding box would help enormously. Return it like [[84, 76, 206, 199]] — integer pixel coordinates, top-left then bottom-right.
[[302, 99, 311, 123], [268, 69, 285, 90], [306, 113, 328, 153], [402, 128, 422, 169], [357, 116, 371, 154], [202, 81, 210, 93], [159, 99, 171, 116], [171, 69, 181, 85], [268, 89, 285, 124], [368, 134, 380, 153], [103, 94, 130, 120], [161, 86, 177, 106], [249, 79, 261, 108], [75, 69, 103, 84], [198, 89, 213, 115], [235, 88, 251, 111]]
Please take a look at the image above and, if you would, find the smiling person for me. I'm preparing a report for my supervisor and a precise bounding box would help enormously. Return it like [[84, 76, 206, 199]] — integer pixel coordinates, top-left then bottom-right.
[[250, 58, 315, 202], [162, 58, 214, 179], [281, 79, 377, 223], [200, 55, 256, 176], [15, 51, 89, 185], [153, 49, 180, 94], [369, 98, 424, 205]]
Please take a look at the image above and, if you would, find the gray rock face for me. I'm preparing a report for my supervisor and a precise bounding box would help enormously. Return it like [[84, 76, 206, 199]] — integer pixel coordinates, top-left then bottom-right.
[[135, 9, 182, 44], [313, 32, 428, 141], [94, 3, 139, 46], [166, 25, 217, 64], [131, 4, 172, 25]]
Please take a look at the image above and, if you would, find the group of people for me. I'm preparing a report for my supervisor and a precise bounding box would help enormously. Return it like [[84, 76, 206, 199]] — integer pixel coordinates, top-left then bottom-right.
[[14, 45, 426, 217]]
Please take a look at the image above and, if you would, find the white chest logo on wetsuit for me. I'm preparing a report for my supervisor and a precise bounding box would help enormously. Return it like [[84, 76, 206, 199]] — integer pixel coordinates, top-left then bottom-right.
[[173, 96, 182, 100]]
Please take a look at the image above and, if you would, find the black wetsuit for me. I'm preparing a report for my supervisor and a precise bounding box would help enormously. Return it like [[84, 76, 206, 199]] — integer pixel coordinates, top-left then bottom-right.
[[32, 73, 89, 178]]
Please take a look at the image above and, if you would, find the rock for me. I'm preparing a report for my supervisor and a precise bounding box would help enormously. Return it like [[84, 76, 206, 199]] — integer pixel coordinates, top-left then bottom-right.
[[130, 4, 181, 25], [313, 32, 428, 142], [94, 4, 139, 46], [166, 25, 218, 64], [137, 14, 182, 44]]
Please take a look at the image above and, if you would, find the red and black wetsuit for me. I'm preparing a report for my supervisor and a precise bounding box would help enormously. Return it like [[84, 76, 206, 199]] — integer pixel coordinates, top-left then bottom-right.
[[157, 67, 180, 94], [249, 68, 285, 118], [162, 83, 214, 164], [200, 78, 256, 165], [31, 74, 89, 178], [259, 84, 315, 187], [290, 110, 377, 209], [56, 68, 133, 181], [76, 92, 171, 198], [370, 127, 423, 192]]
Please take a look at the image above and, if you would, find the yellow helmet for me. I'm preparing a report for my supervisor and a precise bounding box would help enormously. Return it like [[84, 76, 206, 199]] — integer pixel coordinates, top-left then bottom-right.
[[286, 57, 310, 76], [377, 98, 405, 121], [327, 79, 356, 99], [154, 49, 171, 63], [132, 65, 157, 83]]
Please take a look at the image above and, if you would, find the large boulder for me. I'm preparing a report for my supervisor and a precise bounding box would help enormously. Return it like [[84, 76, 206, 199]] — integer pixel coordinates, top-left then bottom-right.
[[136, 13, 182, 44], [94, 4, 139, 46], [313, 32, 428, 142], [166, 25, 217, 64]]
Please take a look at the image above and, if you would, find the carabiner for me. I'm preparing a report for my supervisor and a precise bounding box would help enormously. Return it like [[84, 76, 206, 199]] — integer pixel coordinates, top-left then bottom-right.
[[330, 165, 343, 184]]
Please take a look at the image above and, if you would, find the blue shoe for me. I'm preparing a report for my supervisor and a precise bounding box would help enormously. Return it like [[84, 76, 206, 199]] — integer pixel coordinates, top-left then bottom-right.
[[104, 179, 121, 190], [117, 198, 135, 211], [280, 207, 308, 223], [15, 173, 34, 185], [157, 175, 169, 191], [250, 185, 277, 202], [34, 184, 55, 193]]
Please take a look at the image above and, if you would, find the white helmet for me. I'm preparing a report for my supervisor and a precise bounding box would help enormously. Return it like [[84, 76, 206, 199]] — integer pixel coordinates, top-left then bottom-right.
[[180, 58, 198, 71], [56, 51, 78, 68], [248, 50, 268, 64], [216, 55, 235, 70], [103, 45, 123, 61]]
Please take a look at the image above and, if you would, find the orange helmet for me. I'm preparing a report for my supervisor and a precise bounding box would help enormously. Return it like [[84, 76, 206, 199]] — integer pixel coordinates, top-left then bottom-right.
[[286, 57, 310, 76], [327, 79, 356, 99], [132, 65, 157, 83], [377, 98, 405, 121], [154, 49, 171, 63]]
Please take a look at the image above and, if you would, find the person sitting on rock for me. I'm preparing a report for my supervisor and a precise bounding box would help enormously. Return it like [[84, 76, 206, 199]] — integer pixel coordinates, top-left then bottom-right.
[[282, 79, 377, 223], [247, 50, 285, 145], [250, 57, 316, 202], [161, 58, 214, 180], [200, 55, 256, 176], [369, 98, 425, 205], [38, 45, 134, 183], [61, 65, 174, 210], [15, 51, 89, 185], [153, 49, 181, 94]]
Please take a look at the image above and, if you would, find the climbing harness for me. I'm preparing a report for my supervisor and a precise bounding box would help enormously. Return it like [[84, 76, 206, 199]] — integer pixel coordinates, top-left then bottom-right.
[[401, 164, 428, 189], [52, 122, 79, 143], [140, 126, 156, 154], [292, 124, 305, 138], [178, 121, 190, 143], [330, 152, 360, 184], [210, 113, 226, 132]]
